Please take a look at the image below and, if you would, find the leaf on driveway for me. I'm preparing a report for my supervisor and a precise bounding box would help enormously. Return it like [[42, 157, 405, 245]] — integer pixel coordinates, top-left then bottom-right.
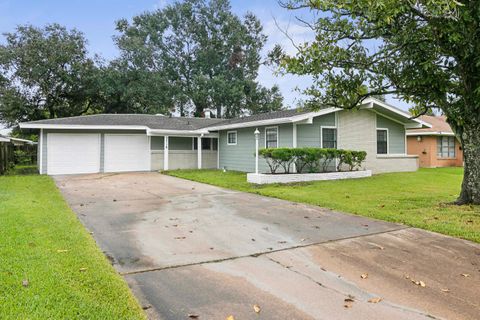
[[174, 237, 186, 240], [226, 316, 235, 320], [441, 288, 450, 293], [253, 304, 261, 313], [360, 273, 368, 279], [461, 273, 470, 277], [188, 314, 199, 318], [368, 297, 382, 303], [22, 279, 29, 287], [411, 279, 426, 287]]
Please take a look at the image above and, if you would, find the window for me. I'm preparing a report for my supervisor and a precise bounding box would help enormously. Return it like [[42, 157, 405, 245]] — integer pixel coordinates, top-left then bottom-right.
[[322, 128, 337, 148], [437, 136, 455, 158], [227, 131, 237, 145], [265, 127, 278, 148], [193, 138, 218, 150], [377, 129, 388, 154]]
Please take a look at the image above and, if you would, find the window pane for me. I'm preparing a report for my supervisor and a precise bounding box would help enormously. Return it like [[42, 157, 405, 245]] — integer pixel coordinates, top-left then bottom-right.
[[377, 130, 388, 154], [202, 138, 211, 150], [322, 128, 337, 149], [227, 132, 236, 144], [266, 128, 278, 148], [212, 138, 218, 150]]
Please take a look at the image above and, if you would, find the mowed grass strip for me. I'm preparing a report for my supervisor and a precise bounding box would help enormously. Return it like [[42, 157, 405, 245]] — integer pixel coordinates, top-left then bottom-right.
[[0, 175, 145, 319], [166, 168, 479, 243]]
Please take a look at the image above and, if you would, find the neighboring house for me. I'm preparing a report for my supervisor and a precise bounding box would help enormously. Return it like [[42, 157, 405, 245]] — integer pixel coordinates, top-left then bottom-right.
[[406, 115, 463, 168], [19, 97, 429, 176]]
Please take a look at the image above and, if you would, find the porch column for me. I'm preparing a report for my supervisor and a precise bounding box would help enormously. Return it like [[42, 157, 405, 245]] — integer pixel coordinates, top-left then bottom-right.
[[292, 123, 297, 173], [197, 136, 202, 169], [164, 136, 169, 170]]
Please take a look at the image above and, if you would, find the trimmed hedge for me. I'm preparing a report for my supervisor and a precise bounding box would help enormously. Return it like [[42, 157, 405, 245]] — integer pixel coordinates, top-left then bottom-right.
[[259, 147, 367, 174]]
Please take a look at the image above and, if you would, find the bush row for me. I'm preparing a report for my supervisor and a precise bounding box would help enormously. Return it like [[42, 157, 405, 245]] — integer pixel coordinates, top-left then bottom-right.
[[258, 148, 367, 174]]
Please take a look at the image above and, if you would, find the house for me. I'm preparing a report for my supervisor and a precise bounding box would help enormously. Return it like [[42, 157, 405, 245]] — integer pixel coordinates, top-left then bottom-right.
[[406, 115, 463, 167], [19, 97, 430, 176]]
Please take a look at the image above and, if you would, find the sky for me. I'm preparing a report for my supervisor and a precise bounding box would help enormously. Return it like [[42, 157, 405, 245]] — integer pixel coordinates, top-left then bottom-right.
[[0, 0, 410, 134]]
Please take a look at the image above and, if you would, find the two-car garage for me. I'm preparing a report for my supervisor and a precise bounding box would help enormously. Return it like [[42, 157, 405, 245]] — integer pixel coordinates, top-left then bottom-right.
[[46, 133, 150, 175]]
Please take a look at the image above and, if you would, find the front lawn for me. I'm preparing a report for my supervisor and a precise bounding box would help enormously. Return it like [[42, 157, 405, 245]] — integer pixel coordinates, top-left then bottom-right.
[[0, 175, 145, 319], [166, 168, 480, 243]]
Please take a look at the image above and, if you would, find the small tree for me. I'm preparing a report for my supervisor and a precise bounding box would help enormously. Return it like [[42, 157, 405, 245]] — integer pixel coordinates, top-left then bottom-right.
[[273, 1, 480, 204]]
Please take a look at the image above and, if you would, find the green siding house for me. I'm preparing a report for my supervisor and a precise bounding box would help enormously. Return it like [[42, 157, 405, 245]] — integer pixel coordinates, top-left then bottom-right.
[[20, 97, 430, 175]]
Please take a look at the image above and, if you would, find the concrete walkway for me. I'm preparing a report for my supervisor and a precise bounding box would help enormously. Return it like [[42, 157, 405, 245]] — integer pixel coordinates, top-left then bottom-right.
[[55, 172, 480, 320]]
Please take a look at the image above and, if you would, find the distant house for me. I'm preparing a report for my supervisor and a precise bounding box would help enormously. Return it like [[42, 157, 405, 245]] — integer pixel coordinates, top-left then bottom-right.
[[406, 115, 463, 168], [19, 97, 430, 176]]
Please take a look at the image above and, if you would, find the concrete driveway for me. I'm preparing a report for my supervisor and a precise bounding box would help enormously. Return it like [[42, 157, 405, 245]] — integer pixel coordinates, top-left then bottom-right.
[[55, 172, 480, 320]]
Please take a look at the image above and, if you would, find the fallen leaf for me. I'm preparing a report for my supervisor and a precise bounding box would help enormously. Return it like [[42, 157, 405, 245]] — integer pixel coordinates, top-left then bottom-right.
[[253, 304, 261, 313], [300, 238, 306, 242], [441, 288, 450, 293], [419, 281, 426, 287], [56, 249, 68, 253], [174, 237, 186, 240], [142, 305, 152, 310], [461, 273, 470, 277], [79, 267, 87, 272], [251, 238, 256, 242], [344, 304, 352, 309], [344, 298, 355, 303], [277, 241, 287, 244], [368, 297, 382, 303], [361, 273, 368, 279], [188, 314, 199, 319], [404, 274, 410, 279], [379, 204, 385, 208], [22, 279, 29, 287], [226, 316, 235, 320]]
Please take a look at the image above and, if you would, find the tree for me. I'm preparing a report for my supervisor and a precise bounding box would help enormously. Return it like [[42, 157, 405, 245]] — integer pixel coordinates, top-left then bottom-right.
[[114, 0, 283, 118], [0, 24, 102, 126], [272, 0, 480, 204]]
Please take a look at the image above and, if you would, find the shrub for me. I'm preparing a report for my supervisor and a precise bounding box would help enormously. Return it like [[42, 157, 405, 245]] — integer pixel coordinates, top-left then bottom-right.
[[259, 147, 367, 174]]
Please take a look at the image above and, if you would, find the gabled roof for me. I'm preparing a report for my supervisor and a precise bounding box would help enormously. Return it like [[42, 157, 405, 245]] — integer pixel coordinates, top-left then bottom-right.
[[406, 115, 454, 136]]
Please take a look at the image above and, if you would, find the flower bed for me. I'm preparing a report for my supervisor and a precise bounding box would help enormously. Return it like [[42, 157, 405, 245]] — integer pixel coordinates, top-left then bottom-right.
[[247, 170, 372, 184], [249, 147, 370, 184]]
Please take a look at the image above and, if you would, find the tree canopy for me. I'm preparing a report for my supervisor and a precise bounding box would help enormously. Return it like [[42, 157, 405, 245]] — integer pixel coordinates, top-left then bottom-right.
[[273, 0, 480, 204], [114, 0, 283, 118], [0, 24, 101, 126]]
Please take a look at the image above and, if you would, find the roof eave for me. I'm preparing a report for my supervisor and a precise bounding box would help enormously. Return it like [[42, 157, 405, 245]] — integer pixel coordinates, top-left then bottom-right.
[[204, 107, 341, 131]]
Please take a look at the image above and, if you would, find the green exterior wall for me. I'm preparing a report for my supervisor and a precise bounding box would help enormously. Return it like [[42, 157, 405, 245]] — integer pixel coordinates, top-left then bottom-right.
[[376, 114, 406, 154], [219, 123, 293, 172], [297, 113, 336, 147]]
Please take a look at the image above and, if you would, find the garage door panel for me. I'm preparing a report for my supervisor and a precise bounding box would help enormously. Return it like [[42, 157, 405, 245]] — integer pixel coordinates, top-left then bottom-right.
[[47, 134, 100, 175], [104, 134, 150, 172]]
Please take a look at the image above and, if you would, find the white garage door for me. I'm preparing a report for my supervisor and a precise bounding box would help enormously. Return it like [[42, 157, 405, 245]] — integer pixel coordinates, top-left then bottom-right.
[[47, 133, 101, 175], [104, 134, 150, 172]]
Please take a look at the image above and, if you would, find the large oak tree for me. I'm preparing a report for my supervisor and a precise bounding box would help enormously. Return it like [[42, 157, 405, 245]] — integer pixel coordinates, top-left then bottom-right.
[[115, 0, 283, 118], [272, 0, 480, 204]]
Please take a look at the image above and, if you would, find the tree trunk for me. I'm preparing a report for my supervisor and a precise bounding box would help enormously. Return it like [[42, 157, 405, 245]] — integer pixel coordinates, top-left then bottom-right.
[[456, 124, 480, 205]]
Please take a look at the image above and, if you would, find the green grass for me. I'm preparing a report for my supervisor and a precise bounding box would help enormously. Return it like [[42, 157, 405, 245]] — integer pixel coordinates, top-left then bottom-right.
[[0, 175, 145, 319], [166, 168, 480, 243]]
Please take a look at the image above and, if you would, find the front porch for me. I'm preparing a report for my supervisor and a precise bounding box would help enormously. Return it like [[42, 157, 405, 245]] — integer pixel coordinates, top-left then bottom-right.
[[148, 134, 219, 171]]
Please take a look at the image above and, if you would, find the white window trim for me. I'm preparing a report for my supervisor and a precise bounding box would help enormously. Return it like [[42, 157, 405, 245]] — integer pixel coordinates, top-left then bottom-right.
[[227, 131, 237, 145], [264, 126, 279, 148], [320, 126, 337, 148], [376, 128, 389, 155]]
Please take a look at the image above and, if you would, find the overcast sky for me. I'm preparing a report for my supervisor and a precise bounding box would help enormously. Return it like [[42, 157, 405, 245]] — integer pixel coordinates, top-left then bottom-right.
[[0, 0, 410, 134]]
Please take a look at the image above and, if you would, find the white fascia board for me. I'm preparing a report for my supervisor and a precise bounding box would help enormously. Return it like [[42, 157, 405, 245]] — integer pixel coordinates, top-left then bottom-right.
[[205, 107, 340, 131], [19, 123, 149, 130], [146, 128, 218, 138], [406, 131, 455, 136], [361, 97, 432, 128], [0, 137, 10, 142]]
